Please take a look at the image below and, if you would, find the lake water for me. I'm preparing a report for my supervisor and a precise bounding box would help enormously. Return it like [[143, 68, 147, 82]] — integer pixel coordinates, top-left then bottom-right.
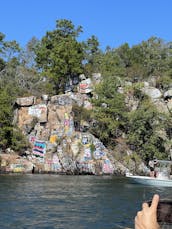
[[0, 174, 171, 229]]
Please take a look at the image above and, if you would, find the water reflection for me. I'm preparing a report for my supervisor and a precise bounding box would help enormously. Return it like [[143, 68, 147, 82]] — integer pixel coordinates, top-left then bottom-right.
[[0, 175, 171, 229]]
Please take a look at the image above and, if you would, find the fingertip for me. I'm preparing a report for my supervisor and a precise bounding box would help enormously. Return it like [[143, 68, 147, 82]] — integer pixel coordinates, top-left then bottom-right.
[[142, 202, 148, 208], [151, 194, 159, 209], [154, 194, 160, 201]]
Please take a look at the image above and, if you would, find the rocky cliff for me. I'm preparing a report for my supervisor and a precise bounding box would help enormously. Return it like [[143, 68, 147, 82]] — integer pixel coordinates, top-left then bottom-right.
[[1, 75, 172, 175]]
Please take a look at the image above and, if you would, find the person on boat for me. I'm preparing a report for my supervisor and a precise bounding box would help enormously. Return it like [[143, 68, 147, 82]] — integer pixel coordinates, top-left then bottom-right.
[[148, 157, 158, 178], [135, 194, 160, 229]]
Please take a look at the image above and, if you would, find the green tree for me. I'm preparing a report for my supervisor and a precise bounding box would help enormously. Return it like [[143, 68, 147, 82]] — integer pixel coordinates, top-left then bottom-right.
[[91, 75, 128, 147], [83, 35, 102, 75], [0, 33, 21, 93], [11, 127, 30, 153], [0, 33, 6, 71], [156, 74, 172, 90], [99, 47, 126, 78], [0, 32, 20, 66], [0, 87, 14, 149], [0, 32, 5, 54], [0, 85, 29, 152], [35, 19, 84, 94], [128, 37, 169, 81], [116, 43, 131, 68], [126, 97, 168, 161]]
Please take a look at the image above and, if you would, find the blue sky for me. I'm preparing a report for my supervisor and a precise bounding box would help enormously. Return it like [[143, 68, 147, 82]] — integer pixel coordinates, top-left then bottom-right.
[[0, 0, 172, 50]]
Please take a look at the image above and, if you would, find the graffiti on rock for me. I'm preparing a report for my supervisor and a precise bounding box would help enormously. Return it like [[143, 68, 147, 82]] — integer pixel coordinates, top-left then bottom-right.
[[49, 135, 57, 144], [93, 149, 105, 159], [64, 113, 74, 136], [29, 136, 36, 144], [76, 161, 95, 173], [45, 154, 61, 171], [28, 104, 47, 118], [82, 135, 89, 145], [79, 78, 92, 94], [84, 148, 92, 161], [11, 164, 25, 173], [102, 159, 114, 174], [33, 140, 46, 159]]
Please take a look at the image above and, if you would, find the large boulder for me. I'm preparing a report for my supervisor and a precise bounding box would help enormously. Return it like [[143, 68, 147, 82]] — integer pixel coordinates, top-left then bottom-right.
[[141, 86, 162, 100], [16, 96, 36, 106], [78, 78, 93, 94], [50, 94, 72, 106]]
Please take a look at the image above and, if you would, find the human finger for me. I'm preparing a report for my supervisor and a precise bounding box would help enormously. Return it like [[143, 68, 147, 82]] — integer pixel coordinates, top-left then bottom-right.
[[150, 194, 159, 210], [134, 218, 144, 229], [142, 202, 148, 209], [136, 210, 143, 219]]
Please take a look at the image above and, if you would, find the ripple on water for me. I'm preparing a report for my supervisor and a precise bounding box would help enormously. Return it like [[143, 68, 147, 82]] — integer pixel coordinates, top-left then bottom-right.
[[0, 174, 171, 229]]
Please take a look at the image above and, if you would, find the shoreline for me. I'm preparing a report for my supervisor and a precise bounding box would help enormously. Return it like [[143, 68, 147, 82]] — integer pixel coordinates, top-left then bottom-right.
[[0, 170, 117, 176]]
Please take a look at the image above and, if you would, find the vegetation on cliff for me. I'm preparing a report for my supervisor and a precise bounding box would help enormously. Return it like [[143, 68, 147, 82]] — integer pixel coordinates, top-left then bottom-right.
[[0, 19, 172, 164]]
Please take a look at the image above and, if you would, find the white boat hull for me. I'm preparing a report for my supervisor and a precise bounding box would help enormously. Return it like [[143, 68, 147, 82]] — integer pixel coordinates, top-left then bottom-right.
[[126, 175, 172, 187]]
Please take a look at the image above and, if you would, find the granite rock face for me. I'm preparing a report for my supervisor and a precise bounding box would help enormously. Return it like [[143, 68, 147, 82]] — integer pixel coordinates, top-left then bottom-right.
[[1, 75, 172, 175], [8, 91, 115, 175]]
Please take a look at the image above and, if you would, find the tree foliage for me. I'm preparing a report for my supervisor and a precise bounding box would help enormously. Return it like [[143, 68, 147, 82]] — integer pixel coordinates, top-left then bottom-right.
[[0, 19, 172, 163], [0, 87, 14, 149], [90, 75, 128, 147], [35, 19, 84, 94], [126, 97, 168, 161], [83, 35, 102, 76]]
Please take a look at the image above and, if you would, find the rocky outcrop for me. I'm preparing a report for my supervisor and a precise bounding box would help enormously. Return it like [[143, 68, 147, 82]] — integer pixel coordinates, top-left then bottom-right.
[[0, 153, 33, 173], [1, 75, 172, 175], [2, 86, 116, 174], [16, 96, 36, 107], [122, 81, 172, 114]]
